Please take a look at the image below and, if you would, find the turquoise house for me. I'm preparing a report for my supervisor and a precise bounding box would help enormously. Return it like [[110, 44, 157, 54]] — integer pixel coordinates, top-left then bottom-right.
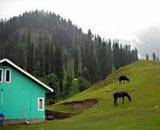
[[0, 58, 53, 123]]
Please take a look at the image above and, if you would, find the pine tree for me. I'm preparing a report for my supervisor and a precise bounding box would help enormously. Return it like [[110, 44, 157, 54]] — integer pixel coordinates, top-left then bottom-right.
[[81, 66, 90, 81], [64, 75, 72, 96], [78, 77, 91, 92], [106, 39, 113, 75], [73, 48, 79, 78], [26, 31, 34, 74], [44, 36, 50, 75], [0, 11, 140, 101], [55, 46, 64, 93], [153, 52, 156, 61], [146, 54, 149, 60], [113, 41, 120, 70], [98, 40, 108, 78], [49, 45, 55, 73], [34, 32, 44, 77], [85, 30, 99, 83], [41, 73, 59, 101], [132, 48, 138, 61]]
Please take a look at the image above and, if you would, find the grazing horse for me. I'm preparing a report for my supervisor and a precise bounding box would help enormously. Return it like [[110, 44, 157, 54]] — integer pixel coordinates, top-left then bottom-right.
[[119, 76, 129, 83], [113, 91, 131, 106]]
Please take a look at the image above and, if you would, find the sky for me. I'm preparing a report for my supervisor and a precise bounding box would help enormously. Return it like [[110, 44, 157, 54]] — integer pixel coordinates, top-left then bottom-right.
[[0, 0, 160, 58]]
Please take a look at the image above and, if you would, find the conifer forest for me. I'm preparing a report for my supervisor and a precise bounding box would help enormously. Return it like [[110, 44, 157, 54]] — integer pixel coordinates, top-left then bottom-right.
[[0, 10, 138, 100]]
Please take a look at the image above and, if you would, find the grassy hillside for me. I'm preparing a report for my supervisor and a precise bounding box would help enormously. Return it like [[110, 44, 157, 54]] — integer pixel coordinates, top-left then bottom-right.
[[3, 60, 160, 130]]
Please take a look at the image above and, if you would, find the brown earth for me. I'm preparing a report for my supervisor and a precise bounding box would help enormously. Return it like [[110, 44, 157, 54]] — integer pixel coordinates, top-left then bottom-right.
[[45, 99, 98, 120], [45, 110, 75, 120], [61, 99, 98, 109]]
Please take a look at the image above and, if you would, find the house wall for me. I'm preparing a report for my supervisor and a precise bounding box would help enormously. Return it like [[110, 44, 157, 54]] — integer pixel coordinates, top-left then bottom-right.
[[0, 63, 47, 120]]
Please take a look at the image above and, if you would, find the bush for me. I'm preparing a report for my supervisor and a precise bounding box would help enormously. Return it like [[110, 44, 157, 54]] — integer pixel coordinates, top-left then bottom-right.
[[78, 77, 91, 92]]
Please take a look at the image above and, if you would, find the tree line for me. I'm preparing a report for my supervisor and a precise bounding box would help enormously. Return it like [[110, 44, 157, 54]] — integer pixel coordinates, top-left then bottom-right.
[[146, 53, 159, 61], [0, 10, 138, 100]]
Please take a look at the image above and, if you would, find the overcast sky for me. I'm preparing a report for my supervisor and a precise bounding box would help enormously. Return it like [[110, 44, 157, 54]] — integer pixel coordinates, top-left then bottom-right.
[[0, 0, 160, 58]]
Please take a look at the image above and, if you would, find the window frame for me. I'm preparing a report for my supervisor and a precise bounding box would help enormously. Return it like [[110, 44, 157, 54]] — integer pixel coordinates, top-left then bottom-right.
[[0, 69, 3, 83], [37, 97, 44, 111], [5, 69, 11, 83]]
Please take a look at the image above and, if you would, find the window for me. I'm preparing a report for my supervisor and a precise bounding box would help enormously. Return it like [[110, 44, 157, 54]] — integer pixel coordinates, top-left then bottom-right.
[[38, 98, 44, 111], [0, 69, 2, 82], [5, 69, 11, 83]]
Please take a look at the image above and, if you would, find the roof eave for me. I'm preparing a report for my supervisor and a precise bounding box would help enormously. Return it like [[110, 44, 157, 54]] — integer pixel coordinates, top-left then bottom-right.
[[0, 58, 54, 92]]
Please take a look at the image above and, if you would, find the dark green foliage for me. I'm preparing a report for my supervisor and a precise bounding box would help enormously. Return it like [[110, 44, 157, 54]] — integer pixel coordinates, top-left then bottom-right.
[[54, 46, 64, 93], [73, 48, 79, 78], [78, 77, 91, 92], [34, 32, 45, 77], [81, 66, 90, 81], [95, 36, 110, 79], [0, 10, 139, 100], [146, 54, 149, 60], [49, 45, 55, 73], [81, 30, 99, 83], [26, 31, 34, 74], [41, 73, 59, 101], [105, 39, 113, 75], [113, 41, 121, 70], [64, 75, 72, 97], [44, 42, 50, 75], [153, 52, 156, 61], [112, 41, 138, 70]]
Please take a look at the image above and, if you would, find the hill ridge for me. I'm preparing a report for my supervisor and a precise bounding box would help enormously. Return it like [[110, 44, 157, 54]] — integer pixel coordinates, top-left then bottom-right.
[[4, 60, 160, 130], [47, 60, 160, 130]]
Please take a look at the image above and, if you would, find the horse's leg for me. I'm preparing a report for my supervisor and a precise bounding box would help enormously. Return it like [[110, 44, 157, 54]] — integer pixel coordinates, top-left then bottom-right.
[[114, 97, 118, 106], [122, 96, 124, 104]]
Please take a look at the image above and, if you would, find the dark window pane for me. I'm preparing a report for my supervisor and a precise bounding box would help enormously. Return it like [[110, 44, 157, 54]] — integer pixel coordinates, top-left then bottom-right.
[[6, 70, 10, 82], [39, 99, 43, 110]]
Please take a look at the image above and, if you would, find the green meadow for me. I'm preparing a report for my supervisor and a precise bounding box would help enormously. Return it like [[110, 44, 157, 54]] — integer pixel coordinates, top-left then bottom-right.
[[3, 60, 160, 130]]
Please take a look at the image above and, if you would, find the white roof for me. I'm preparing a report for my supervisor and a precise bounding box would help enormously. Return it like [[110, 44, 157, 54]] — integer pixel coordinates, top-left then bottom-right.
[[0, 58, 53, 92]]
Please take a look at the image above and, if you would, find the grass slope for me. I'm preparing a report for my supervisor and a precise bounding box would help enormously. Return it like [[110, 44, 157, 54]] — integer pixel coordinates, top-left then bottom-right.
[[3, 60, 160, 130]]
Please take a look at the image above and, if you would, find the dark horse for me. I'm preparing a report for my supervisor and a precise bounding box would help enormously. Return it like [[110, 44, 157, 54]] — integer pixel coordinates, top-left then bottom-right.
[[119, 76, 129, 83], [113, 91, 131, 106]]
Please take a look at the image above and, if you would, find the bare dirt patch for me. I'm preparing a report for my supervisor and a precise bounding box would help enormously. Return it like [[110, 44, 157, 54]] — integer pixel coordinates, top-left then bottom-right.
[[62, 99, 98, 109], [45, 99, 98, 120], [45, 110, 75, 120]]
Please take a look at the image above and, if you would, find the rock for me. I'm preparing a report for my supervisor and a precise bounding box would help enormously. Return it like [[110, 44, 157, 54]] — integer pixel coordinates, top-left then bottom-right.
[[25, 120, 30, 124], [107, 88, 112, 92], [154, 105, 159, 108], [46, 115, 54, 120]]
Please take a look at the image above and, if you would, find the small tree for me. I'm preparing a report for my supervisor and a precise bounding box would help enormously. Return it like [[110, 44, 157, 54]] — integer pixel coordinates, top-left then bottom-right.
[[54, 46, 64, 94], [156, 57, 159, 61], [41, 73, 59, 102], [74, 49, 79, 78], [64, 75, 72, 97], [26, 31, 34, 74], [152, 52, 156, 61], [146, 54, 149, 60], [78, 77, 91, 92]]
